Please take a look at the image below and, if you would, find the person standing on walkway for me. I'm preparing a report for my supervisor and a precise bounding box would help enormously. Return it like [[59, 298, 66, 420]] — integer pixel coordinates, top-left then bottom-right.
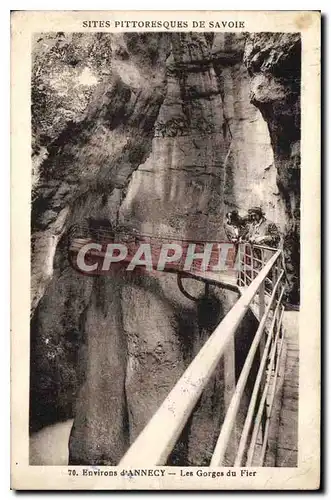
[[245, 207, 281, 289], [247, 207, 280, 248], [224, 210, 250, 280], [224, 210, 250, 244]]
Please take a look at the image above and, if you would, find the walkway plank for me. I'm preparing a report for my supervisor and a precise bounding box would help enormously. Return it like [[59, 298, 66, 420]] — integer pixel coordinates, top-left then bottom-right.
[[275, 311, 299, 467]]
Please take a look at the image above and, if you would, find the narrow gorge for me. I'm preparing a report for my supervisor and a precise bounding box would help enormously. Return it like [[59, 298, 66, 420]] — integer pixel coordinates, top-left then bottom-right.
[[30, 31, 301, 465]]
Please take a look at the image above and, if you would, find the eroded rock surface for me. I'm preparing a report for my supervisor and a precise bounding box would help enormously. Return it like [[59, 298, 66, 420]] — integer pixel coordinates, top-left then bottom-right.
[[244, 33, 301, 303], [30, 32, 301, 464], [31, 32, 171, 315]]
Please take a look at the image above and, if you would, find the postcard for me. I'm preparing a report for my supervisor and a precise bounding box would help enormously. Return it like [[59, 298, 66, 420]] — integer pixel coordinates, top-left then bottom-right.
[[11, 10, 320, 490]]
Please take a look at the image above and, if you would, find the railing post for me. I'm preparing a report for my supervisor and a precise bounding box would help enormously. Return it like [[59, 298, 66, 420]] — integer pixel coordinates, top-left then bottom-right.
[[248, 244, 251, 283], [243, 243, 247, 286], [236, 243, 242, 286], [224, 338, 236, 409], [244, 244, 248, 286], [272, 262, 278, 335], [277, 256, 283, 327], [259, 277, 267, 451], [272, 262, 277, 293], [120, 250, 282, 467], [251, 245, 255, 283], [224, 335, 238, 460], [259, 279, 266, 321]]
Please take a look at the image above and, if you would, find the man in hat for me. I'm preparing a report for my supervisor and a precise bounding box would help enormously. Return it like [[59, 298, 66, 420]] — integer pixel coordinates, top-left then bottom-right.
[[242, 208, 281, 290], [224, 209, 250, 244], [224, 211, 250, 281], [247, 207, 280, 248]]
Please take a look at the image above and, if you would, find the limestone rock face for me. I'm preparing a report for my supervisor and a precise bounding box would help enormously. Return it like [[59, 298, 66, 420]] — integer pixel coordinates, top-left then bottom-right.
[[212, 33, 284, 227], [244, 33, 301, 303], [31, 32, 171, 315], [116, 33, 233, 465], [30, 32, 301, 464], [120, 33, 229, 240], [32, 33, 113, 175]]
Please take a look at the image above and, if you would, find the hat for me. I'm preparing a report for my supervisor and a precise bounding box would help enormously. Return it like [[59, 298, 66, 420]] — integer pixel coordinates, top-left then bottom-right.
[[226, 210, 239, 220], [248, 206, 263, 215]]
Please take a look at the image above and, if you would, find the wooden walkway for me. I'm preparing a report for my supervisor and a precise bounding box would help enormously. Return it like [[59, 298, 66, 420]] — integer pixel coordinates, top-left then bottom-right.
[[275, 311, 299, 466], [263, 311, 299, 467], [30, 246, 299, 467], [185, 267, 299, 468]]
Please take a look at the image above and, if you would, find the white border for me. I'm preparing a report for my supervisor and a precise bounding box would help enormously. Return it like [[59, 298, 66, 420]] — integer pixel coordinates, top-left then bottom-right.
[[6, 5, 325, 496]]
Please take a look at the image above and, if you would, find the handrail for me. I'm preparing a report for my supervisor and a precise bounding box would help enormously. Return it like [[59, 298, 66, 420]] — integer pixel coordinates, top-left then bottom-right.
[[251, 243, 279, 252], [257, 313, 285, 466], [69, 222, 242, 246], [245, 307, 285, 466], [119, 249, 282, 466], [234, 289, 285, 466], [210, 270, 284, 466]]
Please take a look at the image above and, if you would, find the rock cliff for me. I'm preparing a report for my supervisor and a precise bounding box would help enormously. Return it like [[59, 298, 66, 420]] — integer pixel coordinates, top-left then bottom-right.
[[244, 33, 301, 303], [30, 32, 301, 465]]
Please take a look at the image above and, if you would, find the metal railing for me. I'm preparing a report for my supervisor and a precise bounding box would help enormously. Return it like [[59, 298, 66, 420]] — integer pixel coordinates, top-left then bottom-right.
[[119, 244, 286, 467]]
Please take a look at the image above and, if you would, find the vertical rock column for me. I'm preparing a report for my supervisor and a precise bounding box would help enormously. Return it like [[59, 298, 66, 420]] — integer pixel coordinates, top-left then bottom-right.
[[30, 34, 172, 457], [64, 34, 173, 465], [211, 33, 282, 225], [119, 33, 233, 465], [244, 33, 301, 303], [31, 33, 171, 316]]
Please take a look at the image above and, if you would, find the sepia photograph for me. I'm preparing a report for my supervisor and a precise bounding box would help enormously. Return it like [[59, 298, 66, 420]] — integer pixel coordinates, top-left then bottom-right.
[[10, 11, 320, 490], [30, 29, 300, 468]]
